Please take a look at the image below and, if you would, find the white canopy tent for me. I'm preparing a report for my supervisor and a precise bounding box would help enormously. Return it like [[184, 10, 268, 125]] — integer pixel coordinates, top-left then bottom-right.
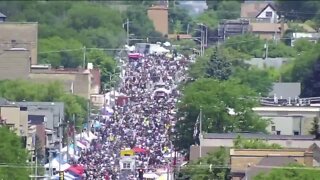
[[154, 88, 171, 94], [125, 45, 135, 52], [75, 131, 98, 142], [144, 172, 160, 179], [163, 41, 171, 47], [105, 91, 127, 98], [44, 159, 70, 171]]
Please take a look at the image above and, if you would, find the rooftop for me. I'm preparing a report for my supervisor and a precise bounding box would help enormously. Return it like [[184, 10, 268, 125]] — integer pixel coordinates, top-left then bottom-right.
[[253, 106, 320, 112], [0, 12, 6, 18], [148, 5, 168, 10], [203, 133, 316, 140], [250, 22, 288, 33], [241, 1, 272, 18]]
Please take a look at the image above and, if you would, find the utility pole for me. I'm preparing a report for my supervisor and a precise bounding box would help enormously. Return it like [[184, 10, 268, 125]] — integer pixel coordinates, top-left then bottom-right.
[[87, 100, 91, 135], [66, 121, 70, 162], [264, 40, 269, 61], [126, 18, 130, 46], [35, 138, 38, 179], [280, 15, 285, 38], [58, 114, 62, 175], [83, 46, 86, 69], [73, 114, 76, 156], [199, 107, 203, 158], [217, 24, 220, 47]]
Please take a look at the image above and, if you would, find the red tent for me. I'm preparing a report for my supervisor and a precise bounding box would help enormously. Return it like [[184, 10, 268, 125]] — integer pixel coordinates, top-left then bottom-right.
[[132, 147, 147, 153], [128, 53, 143, 59], [67, 165, 85, 176]]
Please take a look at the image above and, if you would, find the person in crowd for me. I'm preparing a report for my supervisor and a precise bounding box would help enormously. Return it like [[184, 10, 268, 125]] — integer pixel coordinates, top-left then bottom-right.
[[77, 52, 191, 180]]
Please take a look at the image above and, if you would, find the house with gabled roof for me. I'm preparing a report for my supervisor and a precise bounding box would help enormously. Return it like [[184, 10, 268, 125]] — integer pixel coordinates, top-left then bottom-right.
[[241, 1, 279, 23], [0, 11, 6, 22]]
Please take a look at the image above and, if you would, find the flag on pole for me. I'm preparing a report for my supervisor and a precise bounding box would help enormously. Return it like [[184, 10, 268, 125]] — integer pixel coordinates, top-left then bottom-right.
[[70, 81, 74, 94], [193, 113, 200, 141]]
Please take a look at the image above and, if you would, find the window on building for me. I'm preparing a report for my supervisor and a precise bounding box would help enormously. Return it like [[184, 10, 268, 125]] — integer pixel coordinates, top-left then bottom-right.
[[271, 126, 276, 131], [293, 131, 300, 135], [266, 11, 273, 18], [276, 131, 281, 135]]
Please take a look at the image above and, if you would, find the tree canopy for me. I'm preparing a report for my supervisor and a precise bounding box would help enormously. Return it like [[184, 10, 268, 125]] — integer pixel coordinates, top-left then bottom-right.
[[233, 135, 282, 149], [0, 80, 87, 126], [281, 43, 320, 97], [0, 1, 166, 85], [173, 79, 268, 151], [188, 45, 274, 96], [179, 136, 282, 179], [0, 127, 29, 180], [254, 163, 320, 180], [232, 67, 274, 96], [178, 147, 230, 180], [205, 48, 232, 80]]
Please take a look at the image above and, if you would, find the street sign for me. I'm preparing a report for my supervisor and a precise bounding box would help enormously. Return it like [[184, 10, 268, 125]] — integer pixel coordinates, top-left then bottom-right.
[[120, 149, 135, 157], [59, 171, 64, 180]]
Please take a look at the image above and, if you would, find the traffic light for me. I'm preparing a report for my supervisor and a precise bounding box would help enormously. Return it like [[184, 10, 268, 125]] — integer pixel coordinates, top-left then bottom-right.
[[138, 168, 144, 180], [59, 171, 64, 180]]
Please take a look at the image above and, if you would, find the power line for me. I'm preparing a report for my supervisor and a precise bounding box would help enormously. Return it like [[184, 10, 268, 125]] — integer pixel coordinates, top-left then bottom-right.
[[39, 48, 125, 54], [38, 48, 83, 54]]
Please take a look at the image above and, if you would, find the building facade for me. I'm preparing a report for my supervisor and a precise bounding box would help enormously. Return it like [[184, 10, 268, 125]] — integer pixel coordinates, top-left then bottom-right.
[[147, 5, 168, 36], [190, 133, 320, 161], [0, 22, 38, 65], [0, 49, 30, 80], [29, 67, 99, 99], [253, 106, 320, 135]]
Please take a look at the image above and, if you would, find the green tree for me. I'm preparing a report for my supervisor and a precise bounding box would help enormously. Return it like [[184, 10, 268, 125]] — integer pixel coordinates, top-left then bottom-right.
[[232, 67, 274, 96], [254, 163, 320, 180], [0, 127, 29, 180], [224, 34, 264, 57], [174, 79, 268, 151], [293, 39, 315, 53], [276, 0, 320, 21], [172, 39, 197, 56], [216, 1, 241, 20], [39, 36, 83, 68], [233, 135, 282, 149], [206, 0, 223, 10], [0, 1, 126, 81], [205, 48, 232, 80], [174, 20, 183, 34], [169, 6, 193, 34], [267, 41, 296, 58], [179, 147, 229, 180], [0, 80, 87, 126], [87, 49, 117, 86], [283, 44, 320, 97], [309, 117, 319, 136], [194, 10, 219, 29], [124, 5, 161, 40]]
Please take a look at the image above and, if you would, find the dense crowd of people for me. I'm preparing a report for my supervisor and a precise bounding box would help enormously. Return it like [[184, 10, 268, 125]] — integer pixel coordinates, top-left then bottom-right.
[[78, 52, 190, 180]]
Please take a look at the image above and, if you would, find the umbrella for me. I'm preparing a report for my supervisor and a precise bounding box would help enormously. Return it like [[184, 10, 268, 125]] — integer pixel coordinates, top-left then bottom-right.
[[132, 147, 147, 153]]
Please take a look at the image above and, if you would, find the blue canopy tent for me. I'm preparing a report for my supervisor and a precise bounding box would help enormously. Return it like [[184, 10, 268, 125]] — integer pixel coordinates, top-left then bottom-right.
[[83, 121, 102, 129]]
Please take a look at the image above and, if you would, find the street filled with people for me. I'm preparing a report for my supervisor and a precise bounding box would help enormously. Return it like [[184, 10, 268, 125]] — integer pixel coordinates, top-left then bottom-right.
[[78, 51, 191, 179]]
